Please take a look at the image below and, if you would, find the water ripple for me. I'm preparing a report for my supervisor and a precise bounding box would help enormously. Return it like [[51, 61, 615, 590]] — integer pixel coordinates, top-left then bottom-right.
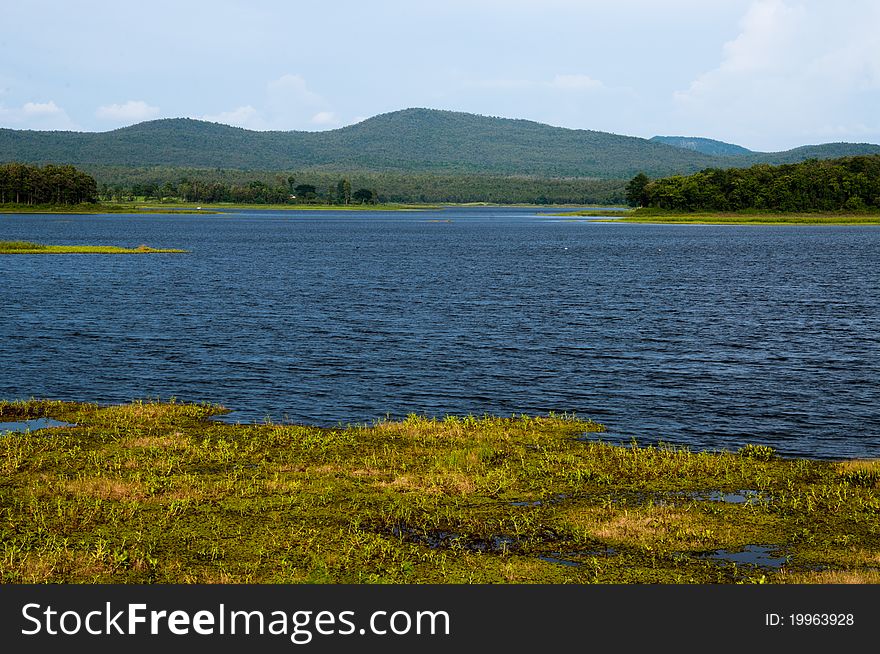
[[1, 208, 879, 458]]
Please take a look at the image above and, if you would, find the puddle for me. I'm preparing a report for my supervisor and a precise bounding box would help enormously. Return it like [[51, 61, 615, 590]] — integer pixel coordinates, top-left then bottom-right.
[[390, 525, 521, 553], [677, 490, 767, 504], [509, 493, 568, 507], [0, 418, 74, 435], [538, 547, 618, 567], [538, 554, 581, 567], [701, 545, 788, 569]]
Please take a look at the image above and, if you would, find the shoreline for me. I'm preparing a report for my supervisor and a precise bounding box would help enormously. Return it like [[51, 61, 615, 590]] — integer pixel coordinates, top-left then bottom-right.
[[551, 208, 880, 225], [0, 202, 622, 215], [0, 202, 437, 215]]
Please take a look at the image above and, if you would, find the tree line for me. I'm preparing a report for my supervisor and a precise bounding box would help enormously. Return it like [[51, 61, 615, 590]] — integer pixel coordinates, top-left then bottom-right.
[[87, 166, 627, 205], [102, 174, 377, 205], [626, 155, 880, 212], [0, 163, 98, 205], [0, 161, 629, 206]]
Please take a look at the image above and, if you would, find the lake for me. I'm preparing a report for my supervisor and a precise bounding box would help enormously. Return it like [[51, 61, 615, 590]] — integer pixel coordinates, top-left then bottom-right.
[[2, 206, 878, 459]]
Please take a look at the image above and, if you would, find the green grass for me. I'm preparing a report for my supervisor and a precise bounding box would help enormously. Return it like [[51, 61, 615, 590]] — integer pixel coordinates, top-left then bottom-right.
[[0, 201, 440, 214], [551, 208, 880, 224], [0, 241, 187, 254], [2, 399, 878, 584], [129, 201, 436, 212], [0, 203, 214, 215]]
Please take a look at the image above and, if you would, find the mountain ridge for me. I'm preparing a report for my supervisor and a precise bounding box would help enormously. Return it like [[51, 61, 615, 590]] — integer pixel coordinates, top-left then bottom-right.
[[2, 108, 879, 179], [650, 135, 754, 156]]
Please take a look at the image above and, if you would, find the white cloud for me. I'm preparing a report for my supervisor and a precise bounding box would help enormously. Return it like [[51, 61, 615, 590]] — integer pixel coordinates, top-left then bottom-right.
[[201, 73, 339, 130], [310, 111, 339, 126], [202, 105, 262, 129], [23, 101, 63, 115], [672, 0, 880, 149], [95, 100, 160, 123], [267, 74, 324, 107], [674, 0, 803, 105], [0, 100, 79, 130]]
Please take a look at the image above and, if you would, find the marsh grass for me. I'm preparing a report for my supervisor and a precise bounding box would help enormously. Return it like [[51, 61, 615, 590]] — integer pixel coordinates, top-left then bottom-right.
[[550, 208, 880, 224], [131, 202, 436, 212], [0, 240, 47, 250], [0, 241, 186, 254], [1, 399, 878, 584]]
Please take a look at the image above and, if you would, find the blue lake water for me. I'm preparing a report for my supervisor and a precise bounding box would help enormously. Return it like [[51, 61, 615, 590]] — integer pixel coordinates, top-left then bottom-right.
[[1, 206, 878, 459]]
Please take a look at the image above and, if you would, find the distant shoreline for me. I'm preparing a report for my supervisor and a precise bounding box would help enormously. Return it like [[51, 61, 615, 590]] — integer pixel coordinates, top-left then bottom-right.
[[551, 208, 880, 225], [0, 202, 438, 215], [0, 202, 617, 215]]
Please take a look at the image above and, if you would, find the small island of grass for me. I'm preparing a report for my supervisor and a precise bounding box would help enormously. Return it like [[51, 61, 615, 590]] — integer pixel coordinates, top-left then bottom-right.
[[0, 240, 187, 254]]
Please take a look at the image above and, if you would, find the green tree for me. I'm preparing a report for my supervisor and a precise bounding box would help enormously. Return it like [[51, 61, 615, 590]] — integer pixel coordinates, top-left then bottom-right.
[[294, 184, 316, 202], [0, 162, 98, 205], [337, 178, 351, 205], [625, 173, 650, 207], [352, 188, 374, 204]]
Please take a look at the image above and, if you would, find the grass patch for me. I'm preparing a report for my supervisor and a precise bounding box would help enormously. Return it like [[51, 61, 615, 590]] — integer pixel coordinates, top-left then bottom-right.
[[0, 241, 187, 254], [1, 399, 878, 584], [130, 202, 437, 212], [0, 202, 437, 214], [0, 203, 215, 214], [551, 208, 880, 224]]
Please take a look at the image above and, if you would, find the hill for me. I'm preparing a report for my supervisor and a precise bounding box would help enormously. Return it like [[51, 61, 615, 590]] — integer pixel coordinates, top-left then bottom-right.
[[651, 134, 880, 166], [2, 108, 879, 179], [650, 135, 753, 156]]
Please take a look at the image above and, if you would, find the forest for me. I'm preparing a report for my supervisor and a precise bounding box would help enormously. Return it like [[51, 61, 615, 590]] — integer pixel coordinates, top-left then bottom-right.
[[628, 155, 880, 212], [86, 166, 627, 205], [10, 155, 880, 211], [0, 163, 98, 205], [0, 162, 626, 206]]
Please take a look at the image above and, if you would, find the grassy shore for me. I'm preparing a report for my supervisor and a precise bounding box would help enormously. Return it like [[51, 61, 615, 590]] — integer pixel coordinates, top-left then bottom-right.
[[133, 201, 437, 212], [0, 203, 212, 215], [552, 208, 880, 224], [0, 241, 186, 254], [1, 399, 878, 584], [0, 202, 436, 214]]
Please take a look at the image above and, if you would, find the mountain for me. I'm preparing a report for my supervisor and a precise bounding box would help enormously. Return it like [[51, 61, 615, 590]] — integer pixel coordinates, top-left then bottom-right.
[[650, 135, 753, 156], [2, 108, 879, 179], [650, 135, 880, 165]]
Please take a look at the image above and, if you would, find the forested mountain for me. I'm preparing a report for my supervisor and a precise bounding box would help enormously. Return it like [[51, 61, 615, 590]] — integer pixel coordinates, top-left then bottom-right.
[[650, 135, 880, 165], [3, 108, 879, 180], [650, 136, 754, 156]]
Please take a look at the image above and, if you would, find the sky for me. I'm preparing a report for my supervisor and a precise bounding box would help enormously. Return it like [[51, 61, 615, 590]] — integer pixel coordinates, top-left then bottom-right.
[[1, 0, 878, 151]]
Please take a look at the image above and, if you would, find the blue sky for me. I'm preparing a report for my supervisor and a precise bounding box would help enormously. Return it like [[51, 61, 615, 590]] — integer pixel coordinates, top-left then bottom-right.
[[1, 0, 878, 151]]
